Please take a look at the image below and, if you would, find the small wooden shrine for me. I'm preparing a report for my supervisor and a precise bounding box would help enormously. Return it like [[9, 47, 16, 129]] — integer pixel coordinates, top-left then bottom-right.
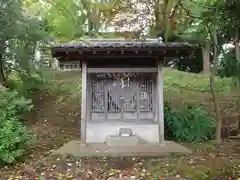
[[51, 39, 196, 146]]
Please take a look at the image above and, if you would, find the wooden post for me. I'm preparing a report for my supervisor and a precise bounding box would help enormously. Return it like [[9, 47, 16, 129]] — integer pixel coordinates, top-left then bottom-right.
[[136, 84, 140, 121], [120, 97, 124, 121], [87, 74, 92, 121], [153, 74, 158, 122], [157, 59, 165, 145], [81, 61, 87, 144], [104, 86, 108, 120]]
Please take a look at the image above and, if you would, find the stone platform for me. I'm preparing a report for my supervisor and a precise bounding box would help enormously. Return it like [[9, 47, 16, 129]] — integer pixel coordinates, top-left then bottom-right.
[[106, 135, 140, 146], [52, 140, 191, 157]]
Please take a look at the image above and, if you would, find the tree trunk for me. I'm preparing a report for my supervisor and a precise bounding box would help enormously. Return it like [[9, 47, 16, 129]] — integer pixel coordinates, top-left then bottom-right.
[[202, 40, 211, 74], [153, 0, 162, 35], [0, 41, 7, 88], [0, 56, 7, 88], [234, 28, 240, 86], [210, 28, 221, 144], [210, 71, 221, 144], [235, 28, 240, 62], [87, 10, 95, 38]]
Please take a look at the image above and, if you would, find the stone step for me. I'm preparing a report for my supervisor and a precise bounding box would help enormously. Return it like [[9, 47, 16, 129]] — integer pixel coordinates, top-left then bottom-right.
[[118, 128, 134, 137], [106, 135, 140, 147]]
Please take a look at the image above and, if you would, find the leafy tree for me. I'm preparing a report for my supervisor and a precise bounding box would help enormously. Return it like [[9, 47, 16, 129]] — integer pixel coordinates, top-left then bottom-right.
[[0, 0, 50, 87], [178, 0, 224, 144], [27, 0, 126, 41], [0, 0, 23, 86], [110, 0, 187, 40], [218, 49, 238, 78], [218, 0, 240, 84]]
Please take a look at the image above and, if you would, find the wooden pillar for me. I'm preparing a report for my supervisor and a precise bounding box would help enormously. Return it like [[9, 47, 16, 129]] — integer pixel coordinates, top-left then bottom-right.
[[120, 97, 124, 121], [87, 74, 92, 121], [153, 75, 158, 122], [157, 59, 165, 145], [81, 61, 87, 144], [136, 84, 140, 121], [104, 86, 108, 120]]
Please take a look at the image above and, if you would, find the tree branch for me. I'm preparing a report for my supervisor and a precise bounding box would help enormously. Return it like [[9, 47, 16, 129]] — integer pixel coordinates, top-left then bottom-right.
[[178, 0, 222, 51], [188, 0, 222, 9], [178, 0, 202, 20]]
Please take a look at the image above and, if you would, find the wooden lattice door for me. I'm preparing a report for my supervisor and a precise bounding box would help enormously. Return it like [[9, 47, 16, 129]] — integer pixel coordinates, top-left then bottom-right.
[[91, 73, 154, 121]]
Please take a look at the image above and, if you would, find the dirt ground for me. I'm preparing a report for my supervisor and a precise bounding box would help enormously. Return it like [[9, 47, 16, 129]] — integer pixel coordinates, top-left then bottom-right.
[[0, 92, 240, 180]]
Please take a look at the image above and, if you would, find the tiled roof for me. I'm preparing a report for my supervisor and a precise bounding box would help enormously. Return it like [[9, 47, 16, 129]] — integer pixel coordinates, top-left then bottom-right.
[[52, 39, 196, 49]]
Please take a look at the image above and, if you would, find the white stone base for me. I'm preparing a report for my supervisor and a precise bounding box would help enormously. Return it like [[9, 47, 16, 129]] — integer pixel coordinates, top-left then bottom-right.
[[86, 120, 159, 143]]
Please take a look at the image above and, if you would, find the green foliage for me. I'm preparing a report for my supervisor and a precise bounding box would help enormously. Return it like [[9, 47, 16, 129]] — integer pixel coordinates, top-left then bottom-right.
[[0, 90, 32, 164], [218, 50, 239, 78], [0, 118, 31, 164], [166, 49, 203, 73], [0, 0, 52, 87], [0, 90, 33, 118], [218, 0, 240, 41], [0, 69, 57, 164], [164, 102, 216, 142], [7, 69, 57, 97], [7, 69, 79, 100], [48, 71, 82, 100], [43, 0, 84, 41], [33, 0, 125, 41]]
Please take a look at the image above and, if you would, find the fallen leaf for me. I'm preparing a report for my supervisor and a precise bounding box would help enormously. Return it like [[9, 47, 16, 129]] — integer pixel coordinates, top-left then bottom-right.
[[163, 169, 168, 173], [67, 163, 72, 167], [208, 154, 215, 158], [176, 174, 181, 178]]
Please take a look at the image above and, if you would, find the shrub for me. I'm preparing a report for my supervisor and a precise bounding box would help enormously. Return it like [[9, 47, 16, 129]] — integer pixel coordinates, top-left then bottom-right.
[[0, 90, 32, 164], [0, 118, 31, 164], [164, 102, 216, 142], [7, 69, 55, 97]]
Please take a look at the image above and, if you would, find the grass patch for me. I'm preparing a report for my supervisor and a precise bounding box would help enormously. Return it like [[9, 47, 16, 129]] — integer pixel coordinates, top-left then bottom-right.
[[164, 68, 233, 93], [162, 68, 240, 117]]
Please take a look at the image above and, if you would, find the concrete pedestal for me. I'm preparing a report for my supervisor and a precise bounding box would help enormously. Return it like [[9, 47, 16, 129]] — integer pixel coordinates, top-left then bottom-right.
[[106, 135, 139, 146]]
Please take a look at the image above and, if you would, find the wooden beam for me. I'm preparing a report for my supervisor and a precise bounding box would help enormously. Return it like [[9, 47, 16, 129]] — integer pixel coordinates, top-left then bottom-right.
[[81, 61, 87, 144], [157, 58, 165, 145], [52, 49, 193, 59], [88, 67, 157, 73], [52, 47, 196, 53]]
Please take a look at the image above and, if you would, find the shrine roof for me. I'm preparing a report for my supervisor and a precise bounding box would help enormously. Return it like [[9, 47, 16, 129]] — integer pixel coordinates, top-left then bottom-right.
[[52, 38, 196, 49], [51, 39, 198, 60]]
